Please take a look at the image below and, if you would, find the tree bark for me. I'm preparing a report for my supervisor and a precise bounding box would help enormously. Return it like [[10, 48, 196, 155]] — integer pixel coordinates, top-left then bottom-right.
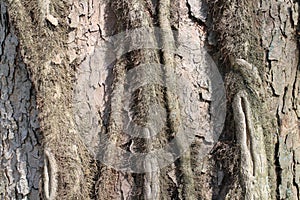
[[0, 2, 42, 199], [0, 0, 299, 199]]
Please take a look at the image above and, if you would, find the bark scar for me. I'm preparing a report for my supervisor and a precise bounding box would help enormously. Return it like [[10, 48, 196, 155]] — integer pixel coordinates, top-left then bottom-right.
[[233, 91, 255, 177], [43, 148, 57, 200], [233, 90, 270, 199]]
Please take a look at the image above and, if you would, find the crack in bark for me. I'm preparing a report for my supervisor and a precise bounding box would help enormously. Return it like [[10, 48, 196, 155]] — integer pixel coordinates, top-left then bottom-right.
[[186, 0, 206, 27], [293, 150, 300, 200], [292, 64, 299, 112], [98, 1, 162, 199], [0, 3, 9, 62], [98, 0, 198, 198]]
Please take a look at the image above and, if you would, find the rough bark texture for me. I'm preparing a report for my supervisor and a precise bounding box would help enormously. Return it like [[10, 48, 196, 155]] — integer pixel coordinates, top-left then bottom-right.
[[2, 0, 95, 199], [0, 2, 42, 199], [0, 0, 299, 200], [208, 0, 300, 199]]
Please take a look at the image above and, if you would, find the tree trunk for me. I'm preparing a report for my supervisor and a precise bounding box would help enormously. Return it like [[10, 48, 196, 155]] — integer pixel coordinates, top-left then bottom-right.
[[0, 0, 299, 199]]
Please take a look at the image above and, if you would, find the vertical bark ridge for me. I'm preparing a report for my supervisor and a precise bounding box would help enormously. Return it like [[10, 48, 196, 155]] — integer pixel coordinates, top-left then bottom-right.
[[97, 0, 163, 199], [158, 0, 195, 199]]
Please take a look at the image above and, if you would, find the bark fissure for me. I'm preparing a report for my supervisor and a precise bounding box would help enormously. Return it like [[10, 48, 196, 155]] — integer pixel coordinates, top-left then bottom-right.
[[293, 150, 300, 200], [96, 0, 163, 198], [186, 0, 206, 27], [274, 120, 282, 199]]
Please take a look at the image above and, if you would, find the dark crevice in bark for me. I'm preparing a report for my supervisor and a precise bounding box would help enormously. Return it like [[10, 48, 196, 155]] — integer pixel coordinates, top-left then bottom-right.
[[274, 134, 282, 200], [145, 0, 157, 20], [288, 7, 295, 29], [293, 150, 300, 200], [281, 87, 288, 114], [186, 0, 206, 28], [0, 2, 9, 61], [91, 161, 101, 199], [158, 0, 195, 198], [97, 0, 165, 198], [278, 5, 287, 38], [97, 1, 121, 175], [131, 174, 144, 199]]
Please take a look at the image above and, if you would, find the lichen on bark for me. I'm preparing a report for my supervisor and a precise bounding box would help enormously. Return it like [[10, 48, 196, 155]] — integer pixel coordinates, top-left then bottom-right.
[[3, 0, 95, 199]]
